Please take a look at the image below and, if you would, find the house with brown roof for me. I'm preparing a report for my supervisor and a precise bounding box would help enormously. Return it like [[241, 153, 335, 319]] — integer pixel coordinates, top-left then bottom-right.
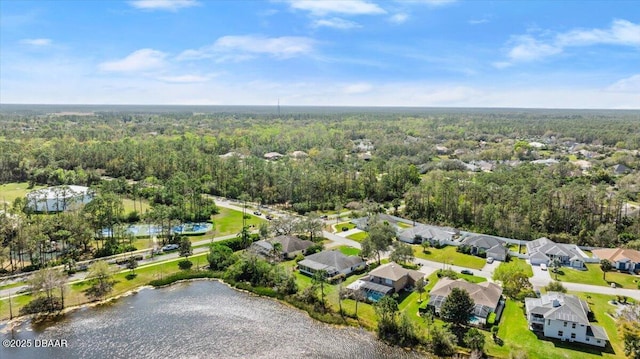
[[346, 262, 424, 302], [428, 278, 504, 325], [592, 248, 640, 273]]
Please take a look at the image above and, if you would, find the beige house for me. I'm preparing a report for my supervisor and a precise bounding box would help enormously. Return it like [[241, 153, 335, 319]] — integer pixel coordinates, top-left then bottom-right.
[[428, 278, 504, 324], [346, 262, 424, 302], [592, 248, 640, 273]]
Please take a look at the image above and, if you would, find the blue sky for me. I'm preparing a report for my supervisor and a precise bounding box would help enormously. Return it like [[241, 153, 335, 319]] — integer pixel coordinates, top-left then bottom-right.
[[1, 0, 639, 108]]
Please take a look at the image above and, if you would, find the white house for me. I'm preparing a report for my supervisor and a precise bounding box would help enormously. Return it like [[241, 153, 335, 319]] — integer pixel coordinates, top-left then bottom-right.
[[526, 237, 587, 268], [525, 292, 608, 347], [592, 248, 640, 273], [26, 185, 94, 213]]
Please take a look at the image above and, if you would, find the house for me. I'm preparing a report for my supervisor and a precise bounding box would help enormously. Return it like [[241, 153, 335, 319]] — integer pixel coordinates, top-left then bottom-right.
[[26, 185, 94, 213], [527, 237, 587, 268], [397, 224, 457, 245], [351, 214, 402, 231], [250, 235, 315, 260], [612, 164, 630, 175], [592, 248, 640, 273], [428, 278, 503, 325], [297, 250, 365, 278], [347, 262, 424, 301], [460, 234, 508, 261], [525, 292, 608, 347], [263, 152, 284, 160]]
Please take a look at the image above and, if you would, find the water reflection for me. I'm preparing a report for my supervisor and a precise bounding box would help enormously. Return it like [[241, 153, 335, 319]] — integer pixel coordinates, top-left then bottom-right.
[[1, 281, 425, 359]]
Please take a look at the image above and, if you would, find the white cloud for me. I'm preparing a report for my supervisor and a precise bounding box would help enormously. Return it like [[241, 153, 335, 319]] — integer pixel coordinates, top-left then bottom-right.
[[313, 17, 361, 29], [397, 0, 456, 6], [20, 38, 52, 46], [492, 61, 512, 69], [505, 19, 640, 63], [129, 0, 199, 11], [606, 74, 640, 93], [469, 18, 489, 25], [156, 74, 212, 83], [389, 13, 409, 24], [213, 35, 315, 59], [99, 49, 167, 72], [342, 82, 373, 94], [287, 0, 386, 16], [507, 36, 562, 62]]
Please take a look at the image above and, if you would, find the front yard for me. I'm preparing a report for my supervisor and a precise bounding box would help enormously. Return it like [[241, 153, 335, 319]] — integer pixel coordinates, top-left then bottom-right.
[[413, 245, 487, 270], [554, 263, 640, 289], [211, 207, 265, 236]]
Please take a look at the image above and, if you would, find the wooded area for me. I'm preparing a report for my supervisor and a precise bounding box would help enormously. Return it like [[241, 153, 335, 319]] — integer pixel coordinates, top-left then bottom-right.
[[1, 106, 639, 273]]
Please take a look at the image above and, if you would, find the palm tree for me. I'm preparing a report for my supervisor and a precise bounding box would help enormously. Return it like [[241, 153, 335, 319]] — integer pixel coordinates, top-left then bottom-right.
[[549, 257, 562, 280], [601, 259, 612, 281]]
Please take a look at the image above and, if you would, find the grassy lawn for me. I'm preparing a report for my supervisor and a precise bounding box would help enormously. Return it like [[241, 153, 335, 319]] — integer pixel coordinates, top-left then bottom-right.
[[211, 207, 265, 236], [346, 231, 368, 242], [508, 243, 527, 254], [413, 245, 487, 270], [485, 297, 623, 359], [499, 258, 534, 277], [0, 182, 45, 204], [397, 222, 413, 229], [554, 263, 640, 289], [336, 245, 361, 257], [335, 221, 356, 232], [457, 273, 487, 283], [122, 197, 150, 214]]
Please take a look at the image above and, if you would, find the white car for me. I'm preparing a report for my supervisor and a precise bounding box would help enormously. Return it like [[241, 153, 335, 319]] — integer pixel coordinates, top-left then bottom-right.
[[540, 263, 548, 271], [486, 257, 494, 264]]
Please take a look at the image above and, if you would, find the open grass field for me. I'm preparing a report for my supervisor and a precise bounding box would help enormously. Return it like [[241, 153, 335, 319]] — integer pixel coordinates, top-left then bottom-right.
[[554, 263, 640, 289], [122, 197, 150, 214], [413, 245, 487, 270], [211, 207, 265, 236], [0, 182, 45, 204]]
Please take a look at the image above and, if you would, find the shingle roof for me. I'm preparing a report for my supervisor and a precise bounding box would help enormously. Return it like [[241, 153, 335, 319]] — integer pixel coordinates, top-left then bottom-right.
[[525, 292, 589, 324], [398, 224, 455, 242], [429, 278, 503, 310], [587, 325, 609, 340], [526, 237, 585, 262], [270, 235, 314, 253], [461, 234, 505, 249], [592, 248, 640, 263], [298, 250, 365, 272], [368, 262, 424, 282]]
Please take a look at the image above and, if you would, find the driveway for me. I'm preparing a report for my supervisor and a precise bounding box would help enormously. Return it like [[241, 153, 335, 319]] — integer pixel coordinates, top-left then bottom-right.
[[479, 259, 501, 278], [530, 262, 552, 287]]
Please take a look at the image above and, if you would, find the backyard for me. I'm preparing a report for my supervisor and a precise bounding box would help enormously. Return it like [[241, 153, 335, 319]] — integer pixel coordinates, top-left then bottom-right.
[[413, 245, 487, 270], [0, 182, 45, 204]]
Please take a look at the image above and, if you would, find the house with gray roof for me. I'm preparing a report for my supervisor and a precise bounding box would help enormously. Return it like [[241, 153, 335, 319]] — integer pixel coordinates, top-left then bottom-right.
[[428, 278, 503, 325], [351, 214, 403, 231], [397, 224, 458, 245], [525, 292, 608, 347], [347, 262, 424, 301], [298, 250, 365, 278], [526, 237, 587, 268], [250, 235, 315, 260], [460, 234, 508, 261]]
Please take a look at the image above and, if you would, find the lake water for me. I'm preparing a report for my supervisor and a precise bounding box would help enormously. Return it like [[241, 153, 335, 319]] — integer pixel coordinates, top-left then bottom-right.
[[1, 281, 426, 358]]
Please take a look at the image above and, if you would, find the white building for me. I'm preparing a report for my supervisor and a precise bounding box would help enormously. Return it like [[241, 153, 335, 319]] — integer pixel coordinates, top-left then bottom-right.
[[525, 292, 608, 347], [26, 185, 94, 213]]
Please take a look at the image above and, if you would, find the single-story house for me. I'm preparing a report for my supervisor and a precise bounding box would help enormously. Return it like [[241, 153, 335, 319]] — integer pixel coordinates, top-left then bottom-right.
[[397, 224, 458, 245], [525, 292, 608, 347], [592, 248, 640, 273], [460, 234, 508, 261], [527, 237, 587, 268], [250, 235, 315, 260], [298, 250, 365, 278], [347, 262, 424, 302], [428, 278, 503, 325], [351, 214, 403, 231]]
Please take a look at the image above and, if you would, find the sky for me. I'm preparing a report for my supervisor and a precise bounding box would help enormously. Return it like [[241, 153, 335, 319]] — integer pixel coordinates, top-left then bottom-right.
[[1, 0, 639, 108]]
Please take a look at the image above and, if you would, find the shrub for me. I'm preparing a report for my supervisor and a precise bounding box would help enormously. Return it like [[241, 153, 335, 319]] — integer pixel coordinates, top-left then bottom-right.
[[149, 271, 219, 287], [20, 296, 63, 315], [294, 253, 305, 263], [178, 259, 193, 270], [487, 311, 497, 326]]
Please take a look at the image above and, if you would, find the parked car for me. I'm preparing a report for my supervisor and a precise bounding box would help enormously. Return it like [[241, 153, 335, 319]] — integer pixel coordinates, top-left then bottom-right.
[[253, 210, 262, 216], [486, 257, 494, 264], [540, 263, 548, 271], [320, 215, 328, 219], [461, 269, 473, 275], [162, 244, 179, 252], [265, 215, 273, 220]]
